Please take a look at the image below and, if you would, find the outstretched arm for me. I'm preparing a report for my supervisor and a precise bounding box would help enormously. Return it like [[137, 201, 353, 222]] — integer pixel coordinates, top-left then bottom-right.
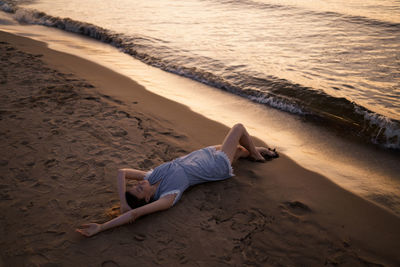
[[76, 194, 176, 237], [117, 168, 149, 213]]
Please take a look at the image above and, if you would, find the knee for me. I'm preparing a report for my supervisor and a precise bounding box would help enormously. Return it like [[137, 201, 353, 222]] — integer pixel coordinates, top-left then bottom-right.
[[232, 123, 245, 134], [232, 123, 244, 130]]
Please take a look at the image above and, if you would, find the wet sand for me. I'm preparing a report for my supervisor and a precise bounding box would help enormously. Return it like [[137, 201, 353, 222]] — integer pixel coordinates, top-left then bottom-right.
[[0, 30, 399, 266]]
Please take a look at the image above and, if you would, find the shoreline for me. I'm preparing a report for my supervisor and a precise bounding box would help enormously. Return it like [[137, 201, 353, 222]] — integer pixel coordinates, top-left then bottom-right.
[[3, 20, 400, 218], [1, 30, 399, 266]]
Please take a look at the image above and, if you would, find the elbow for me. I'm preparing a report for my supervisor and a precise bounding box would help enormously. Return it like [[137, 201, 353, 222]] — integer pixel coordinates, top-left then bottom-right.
[[118, 169, 126, 176]]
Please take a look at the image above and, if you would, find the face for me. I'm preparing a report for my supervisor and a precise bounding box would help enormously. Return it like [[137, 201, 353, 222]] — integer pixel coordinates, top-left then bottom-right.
[[128, 180, 152, 202]]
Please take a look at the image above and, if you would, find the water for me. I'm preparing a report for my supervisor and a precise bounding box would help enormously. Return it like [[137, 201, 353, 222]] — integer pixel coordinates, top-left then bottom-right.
[[1, 0, 399, 215], [1, 0, 400, 148]]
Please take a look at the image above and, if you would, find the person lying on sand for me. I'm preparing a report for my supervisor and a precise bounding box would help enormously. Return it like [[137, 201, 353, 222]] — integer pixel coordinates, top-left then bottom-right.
[[76, 123, 278, 237]]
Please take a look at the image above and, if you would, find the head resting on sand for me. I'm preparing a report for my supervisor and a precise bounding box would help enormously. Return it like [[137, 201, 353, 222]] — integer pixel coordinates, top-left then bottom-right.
[[125, 180, 154, 209], [125, 191, 148, 209]]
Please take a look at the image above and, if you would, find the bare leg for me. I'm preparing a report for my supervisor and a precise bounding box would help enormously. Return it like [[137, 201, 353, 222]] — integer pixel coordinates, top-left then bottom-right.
[[220, 123, 265, 163], [214, 144, 249, 163], [234, 145, 250, 162]]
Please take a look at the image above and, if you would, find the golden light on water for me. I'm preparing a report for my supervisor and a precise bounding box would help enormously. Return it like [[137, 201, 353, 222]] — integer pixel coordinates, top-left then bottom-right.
[[260, 0, 400, 23]]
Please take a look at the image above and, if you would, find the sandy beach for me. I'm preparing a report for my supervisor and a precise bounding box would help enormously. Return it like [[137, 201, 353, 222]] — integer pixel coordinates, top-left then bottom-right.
[[1, 30, 399, 266]]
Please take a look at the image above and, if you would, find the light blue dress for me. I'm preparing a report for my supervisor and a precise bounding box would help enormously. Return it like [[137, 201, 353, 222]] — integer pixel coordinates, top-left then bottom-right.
[[144, 146, 234, 205]]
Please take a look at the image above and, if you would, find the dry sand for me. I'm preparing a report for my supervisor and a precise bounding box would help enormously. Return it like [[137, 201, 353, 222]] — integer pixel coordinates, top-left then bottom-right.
[[1, 30, 399, 266]]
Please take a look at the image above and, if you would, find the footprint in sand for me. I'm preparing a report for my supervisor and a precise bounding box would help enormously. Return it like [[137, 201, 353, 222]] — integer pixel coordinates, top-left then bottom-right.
[[159, 131, 186, 139], [199, 221, 215, 232], [117, 110, 131, 118], [48, 199, 61, 210], [138, 159, 154, 169], [101, 260, 119, 267], [284, 201, 311, 214], [134, 116, 143, 129], [134, 233, 146, 242], [107, 126, 128, 137], [78, 82, 94, 88], [44, 159, 58, 168], [84, 96, 100, 102], [280, 200, 312, 221], [26, 253, 51, 267], [31, 181, 53, 194], [26, 161, 35, 167], [100, 94, 123, 105]]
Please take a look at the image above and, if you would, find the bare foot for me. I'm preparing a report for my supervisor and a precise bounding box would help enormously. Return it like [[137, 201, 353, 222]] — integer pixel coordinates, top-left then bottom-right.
[[248, 148, 266, 162], [256, 147, 279, 160]]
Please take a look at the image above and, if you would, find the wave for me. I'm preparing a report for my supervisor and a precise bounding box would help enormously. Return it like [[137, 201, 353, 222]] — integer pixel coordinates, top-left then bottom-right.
[[219, 0, 400, 31], [1, 0, 399, 149], [308, 11, 400, 33]]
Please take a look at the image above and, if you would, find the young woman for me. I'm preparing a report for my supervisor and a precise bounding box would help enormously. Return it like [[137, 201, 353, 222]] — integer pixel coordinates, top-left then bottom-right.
[[76, 123, 278, 237]]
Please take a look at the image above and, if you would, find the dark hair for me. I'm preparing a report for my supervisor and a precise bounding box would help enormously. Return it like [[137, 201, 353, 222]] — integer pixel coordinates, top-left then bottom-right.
[[125, 191, 148, 209]]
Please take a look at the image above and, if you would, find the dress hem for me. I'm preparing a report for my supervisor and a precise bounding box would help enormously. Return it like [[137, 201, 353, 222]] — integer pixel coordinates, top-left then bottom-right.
[[210, 146, 235, 177], [144, 169, 154, 181], [160, 190, 181, 206]]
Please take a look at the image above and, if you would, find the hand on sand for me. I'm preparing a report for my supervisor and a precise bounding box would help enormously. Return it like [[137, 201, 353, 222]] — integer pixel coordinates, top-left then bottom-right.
[[76, 223, 101, 237]]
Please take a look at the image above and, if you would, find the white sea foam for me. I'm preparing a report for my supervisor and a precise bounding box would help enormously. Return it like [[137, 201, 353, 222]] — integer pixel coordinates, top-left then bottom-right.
[[248, 95, 306, 115], [355, 106, 400, 149], [13, 8, 121, 45]]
